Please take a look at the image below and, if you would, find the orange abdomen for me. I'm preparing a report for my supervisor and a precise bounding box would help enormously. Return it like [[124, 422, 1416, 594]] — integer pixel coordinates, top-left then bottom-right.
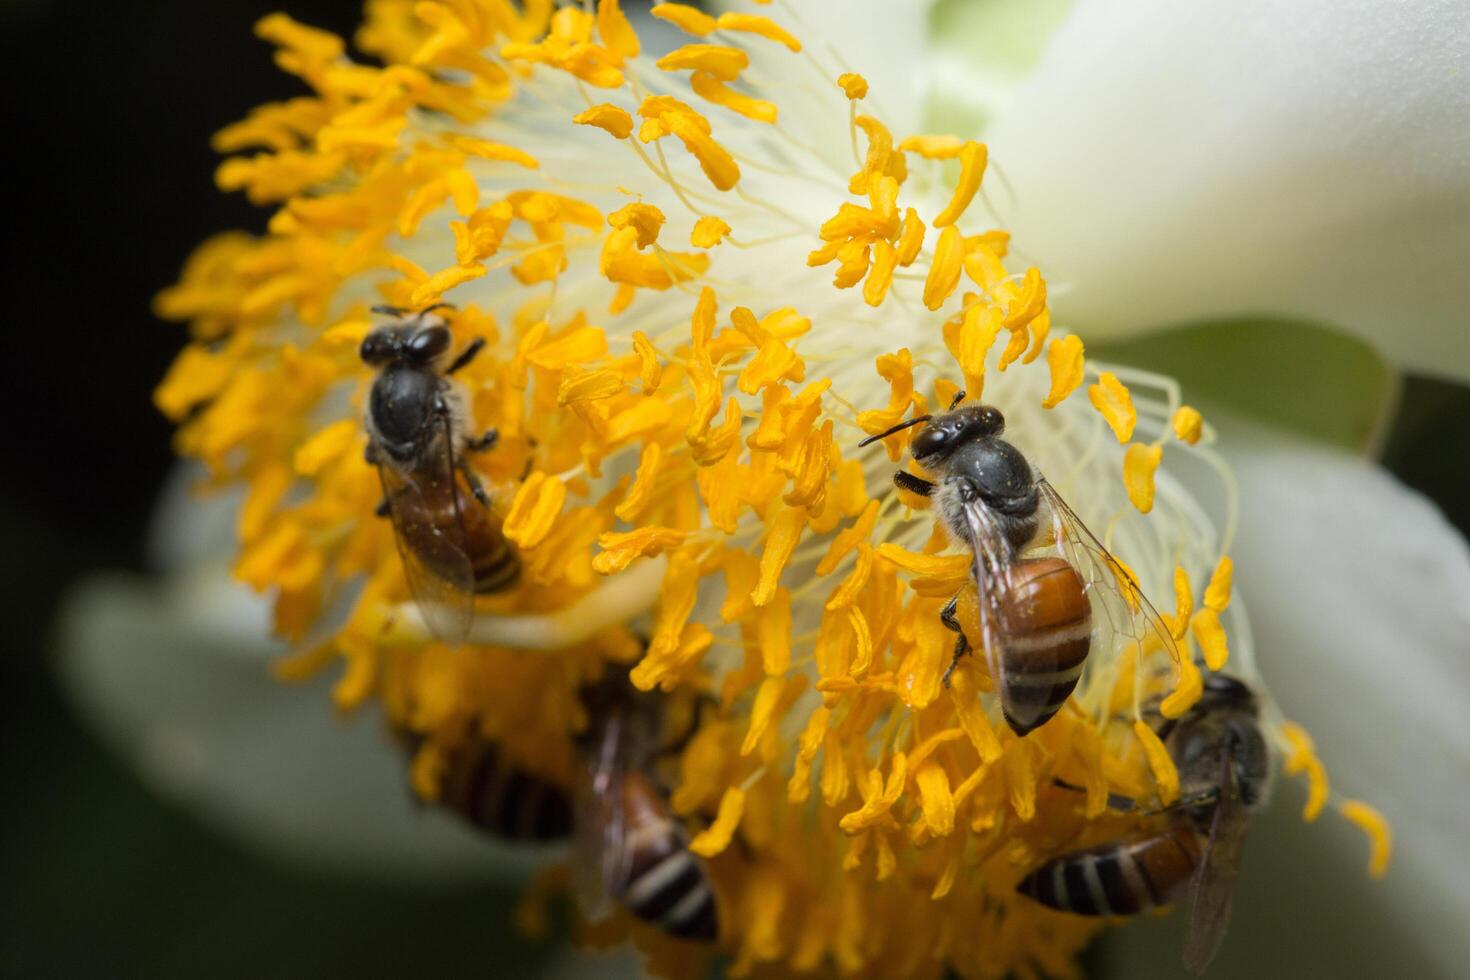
[[998, 557, 1091, 734], [397, 471, 520, 594]]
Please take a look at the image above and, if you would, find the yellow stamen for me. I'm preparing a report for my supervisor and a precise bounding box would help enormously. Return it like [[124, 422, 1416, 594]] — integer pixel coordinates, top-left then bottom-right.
[[573, 103, 634, 139], [1172, 404, 1205, 444], [1339, 800, 1393, 879], [837, 72, 868, 100], [1122, 443, 1163, 513], [650, 3, 716, 37], [1134, 720, 1181, 805], [932, 141, 987, 228], [1088, 371, 1138, 442], [1204, 555, 1234, 612], [715, 12, 802, 52], [690, 785, 747, 857], [1042, 335, 1085, 409]]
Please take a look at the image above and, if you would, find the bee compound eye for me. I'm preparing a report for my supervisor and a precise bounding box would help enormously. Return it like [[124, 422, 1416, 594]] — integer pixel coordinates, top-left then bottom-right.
[[360, 332, 388, 364], [410, 325, 451, 358], [911, 425, 948, 458]]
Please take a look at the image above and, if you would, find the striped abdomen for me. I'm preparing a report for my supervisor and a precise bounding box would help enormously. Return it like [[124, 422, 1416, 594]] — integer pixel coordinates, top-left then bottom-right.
[[397, 469, 520, 594], [440, 740, 572, 840], [459, 499, 520, 594], [997, 557, 1091, 735], [615, 773, 718, 942], [1018, 820, 1201, 917]]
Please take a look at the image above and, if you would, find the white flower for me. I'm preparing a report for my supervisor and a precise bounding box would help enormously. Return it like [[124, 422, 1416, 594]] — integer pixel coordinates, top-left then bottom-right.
[[61, 1, 1469, 976]]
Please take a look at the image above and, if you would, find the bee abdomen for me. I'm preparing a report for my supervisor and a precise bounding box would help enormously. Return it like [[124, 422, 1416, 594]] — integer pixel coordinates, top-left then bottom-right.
[[441, 741, 572, 840], [619, 778, 719, 942], [623, 845, 719, 940], [465, 513, 521, 594], [1000, 557, 1092, 735], [1019, 824, 1199, 917]]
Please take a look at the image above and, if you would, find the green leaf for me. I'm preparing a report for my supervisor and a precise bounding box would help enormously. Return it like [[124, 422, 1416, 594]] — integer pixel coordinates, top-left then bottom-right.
[[1090, 318, 1397, 452]]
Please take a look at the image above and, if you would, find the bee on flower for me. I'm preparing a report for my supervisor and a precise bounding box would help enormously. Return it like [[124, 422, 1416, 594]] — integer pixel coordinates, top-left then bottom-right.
[[152, 2, 1392, 976]]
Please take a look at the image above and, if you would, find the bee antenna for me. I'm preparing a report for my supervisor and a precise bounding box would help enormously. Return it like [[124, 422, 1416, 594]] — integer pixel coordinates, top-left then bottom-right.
[[419, 302, 457, 315], [858, 414, 932, 447], [949, 389, 967, 410], [370, 304, 404, 317]]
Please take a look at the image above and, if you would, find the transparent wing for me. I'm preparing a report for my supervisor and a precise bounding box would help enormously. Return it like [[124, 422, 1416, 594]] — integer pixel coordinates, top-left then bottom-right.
[[958, 495, 1021, 686], [377, 425, 475, 643], [1034, 477, 1181, 667], [571, 709, 632, 923], [1183, 753, 1249, 974]]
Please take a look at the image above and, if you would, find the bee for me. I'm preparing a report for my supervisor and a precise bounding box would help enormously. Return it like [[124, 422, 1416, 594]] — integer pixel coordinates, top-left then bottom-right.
[[572, 670, 720, 943], [426, 735, 574, 841], [361, 304, 519, 641], [1017, 673, 1271, 974], [860, 393, 1177, 735]]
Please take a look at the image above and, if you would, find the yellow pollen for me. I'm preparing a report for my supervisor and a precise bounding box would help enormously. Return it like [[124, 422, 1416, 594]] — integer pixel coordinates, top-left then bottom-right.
[[1172, 404, 1205, 444], [153, 8, 1380, 973], [1088, 371, 1138, 442], [1122, 443, 1163, 513], [715, 12, 802, 52], [932, 140, 987, 228], [837, 72, 868, 100], [650, 3, 716, 37], [1042, 335, 1086, 408], [1339, 800, 1393, 879]]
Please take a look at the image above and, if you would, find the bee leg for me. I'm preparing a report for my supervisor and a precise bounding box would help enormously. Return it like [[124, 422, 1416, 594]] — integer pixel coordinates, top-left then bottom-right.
[[457, 462, 492, 507], [465, 427, 499, 453], [939, 596, 969, 689], [894, 470, 935, 497], [445, 336, 486, 375], [1141, 787, 1221, 817], [375, 497, 391, 518]]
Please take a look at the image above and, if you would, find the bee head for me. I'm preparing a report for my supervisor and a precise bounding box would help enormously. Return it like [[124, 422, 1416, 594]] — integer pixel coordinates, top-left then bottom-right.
[[360, 313, 452, 367], [910, 404, 1006, 464], [1199, 673, 1257, 712]]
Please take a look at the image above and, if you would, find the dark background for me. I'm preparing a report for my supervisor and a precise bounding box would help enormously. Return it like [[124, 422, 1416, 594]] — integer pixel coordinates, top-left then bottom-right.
[[1, 1, 1465, 977]]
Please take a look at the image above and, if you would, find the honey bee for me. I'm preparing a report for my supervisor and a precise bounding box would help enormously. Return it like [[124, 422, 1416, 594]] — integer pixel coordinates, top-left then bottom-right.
[[572, 670, 719, 943], [362, 304, 519, 641], [861, 393, 1177, 735], [1017, 673, 1271, 974], [424, 734, 574, 841]]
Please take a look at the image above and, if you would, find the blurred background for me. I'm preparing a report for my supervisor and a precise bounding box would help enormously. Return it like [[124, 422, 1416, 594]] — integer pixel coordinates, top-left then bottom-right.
[[1, 0, 1464, 977]]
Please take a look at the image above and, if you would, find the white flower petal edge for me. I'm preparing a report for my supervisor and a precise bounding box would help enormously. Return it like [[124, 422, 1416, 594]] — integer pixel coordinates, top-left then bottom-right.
[[1225, 427, 1470, 979], [55, 568, 544, 883], [981, 0, 1470, 383], [1105, 420, 1470, 979]]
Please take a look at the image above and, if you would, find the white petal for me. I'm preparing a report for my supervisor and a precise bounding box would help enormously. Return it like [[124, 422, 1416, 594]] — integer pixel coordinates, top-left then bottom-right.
[[983, 0, 1470, 382], [1104, 422, 1470, 977], [56, 570, 547, 884]]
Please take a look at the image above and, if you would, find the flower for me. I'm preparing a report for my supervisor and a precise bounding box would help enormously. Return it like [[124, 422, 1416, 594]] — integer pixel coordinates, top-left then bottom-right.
[[64, 0, 1466, 976]]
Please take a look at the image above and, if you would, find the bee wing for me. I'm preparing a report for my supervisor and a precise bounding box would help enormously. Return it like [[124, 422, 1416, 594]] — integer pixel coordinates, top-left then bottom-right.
[[571, 710, 633, 923], [1182, 755, 1250, 974], [957, 494, 1021, 685], [377, 427, 475, 643], [1034, 477, 1181, 666]]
